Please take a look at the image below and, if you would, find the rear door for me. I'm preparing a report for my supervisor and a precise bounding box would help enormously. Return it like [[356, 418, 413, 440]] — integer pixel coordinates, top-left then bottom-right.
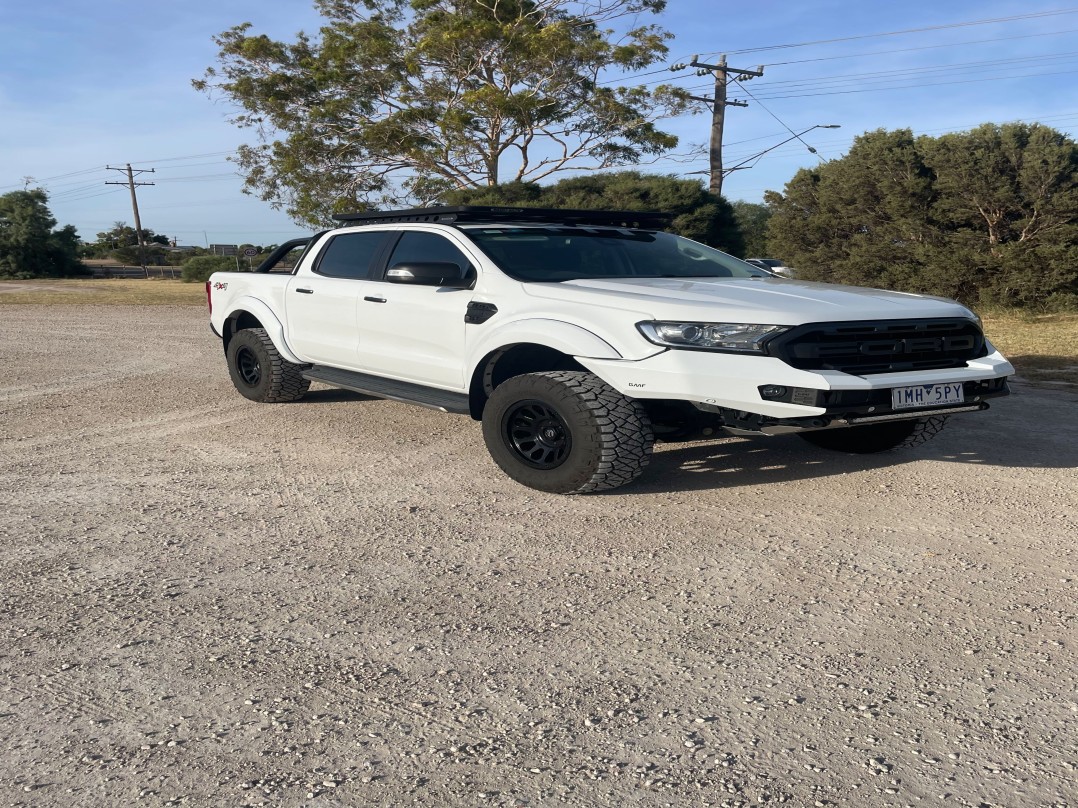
[[285, 230, 392, 367]]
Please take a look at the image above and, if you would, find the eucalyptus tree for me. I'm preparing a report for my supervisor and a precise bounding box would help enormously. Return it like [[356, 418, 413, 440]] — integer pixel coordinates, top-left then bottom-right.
[[195, 0, 690, 225]]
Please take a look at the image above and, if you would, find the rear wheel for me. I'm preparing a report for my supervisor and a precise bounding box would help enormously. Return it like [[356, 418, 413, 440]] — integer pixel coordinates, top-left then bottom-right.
[[226, 328, 310, 403], [482, 371, 653, 494], [798, 416, 947, 453]]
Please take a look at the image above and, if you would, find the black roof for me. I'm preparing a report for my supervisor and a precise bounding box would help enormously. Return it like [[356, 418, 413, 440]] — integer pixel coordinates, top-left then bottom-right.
[[331, 205, 672, 229]]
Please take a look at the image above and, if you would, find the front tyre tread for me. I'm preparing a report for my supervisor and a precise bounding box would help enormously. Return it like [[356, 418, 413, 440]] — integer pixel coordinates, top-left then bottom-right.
[[483, 371, 653, 494]]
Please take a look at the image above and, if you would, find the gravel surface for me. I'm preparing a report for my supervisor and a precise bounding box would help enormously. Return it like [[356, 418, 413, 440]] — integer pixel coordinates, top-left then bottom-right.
[[1, 304, 1075, 808]]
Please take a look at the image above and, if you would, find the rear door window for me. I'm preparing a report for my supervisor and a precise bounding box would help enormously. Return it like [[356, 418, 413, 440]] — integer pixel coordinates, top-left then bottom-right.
[[315, 232, 391, 279]]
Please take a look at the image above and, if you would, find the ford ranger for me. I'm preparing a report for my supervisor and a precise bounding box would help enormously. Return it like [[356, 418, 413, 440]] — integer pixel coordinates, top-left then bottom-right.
[[206, 206, 1013, 494]]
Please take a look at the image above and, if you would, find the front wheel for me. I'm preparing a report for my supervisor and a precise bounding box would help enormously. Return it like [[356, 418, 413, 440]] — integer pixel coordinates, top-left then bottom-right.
[[798, 415, 948, 453], [482, 371, 653, 494], [226, 328, 310, 403]]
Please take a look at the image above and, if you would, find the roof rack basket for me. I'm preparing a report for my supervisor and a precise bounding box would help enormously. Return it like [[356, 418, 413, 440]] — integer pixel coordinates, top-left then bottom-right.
[[331, 205, 672, 229]]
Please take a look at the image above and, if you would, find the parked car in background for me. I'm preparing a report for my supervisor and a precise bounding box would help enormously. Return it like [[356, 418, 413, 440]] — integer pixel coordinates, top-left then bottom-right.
[[745, 258, 795, 278]]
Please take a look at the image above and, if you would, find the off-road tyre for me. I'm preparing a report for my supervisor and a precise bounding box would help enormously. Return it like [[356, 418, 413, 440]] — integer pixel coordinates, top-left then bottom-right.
[[798, 415, 948, 454], [482, 371, 653, 494], [226, 328, 310, 403]]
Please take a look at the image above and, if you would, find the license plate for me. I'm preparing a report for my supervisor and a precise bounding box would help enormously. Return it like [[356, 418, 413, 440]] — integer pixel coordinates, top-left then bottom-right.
[[891, 382, 964, 410]]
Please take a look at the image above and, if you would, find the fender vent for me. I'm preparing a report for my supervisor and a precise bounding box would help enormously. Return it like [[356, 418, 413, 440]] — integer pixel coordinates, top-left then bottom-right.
[[466, 302, 498, 324]]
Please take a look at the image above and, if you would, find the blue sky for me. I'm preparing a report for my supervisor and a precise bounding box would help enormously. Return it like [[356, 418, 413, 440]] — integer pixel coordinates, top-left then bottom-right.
[[2, 1, 1076, 247]]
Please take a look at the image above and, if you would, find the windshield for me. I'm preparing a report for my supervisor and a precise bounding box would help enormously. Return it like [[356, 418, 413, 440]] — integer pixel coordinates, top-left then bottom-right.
[[463, 227, 771, 282]]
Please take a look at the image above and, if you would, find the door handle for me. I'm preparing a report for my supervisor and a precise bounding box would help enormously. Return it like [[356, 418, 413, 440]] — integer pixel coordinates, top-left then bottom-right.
[[295, 288, 314, 294], [364, 296, 387, 303]]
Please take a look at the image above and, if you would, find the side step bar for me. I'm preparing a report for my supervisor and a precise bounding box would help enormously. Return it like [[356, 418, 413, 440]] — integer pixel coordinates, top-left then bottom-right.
[[302, 366, 470, 414]]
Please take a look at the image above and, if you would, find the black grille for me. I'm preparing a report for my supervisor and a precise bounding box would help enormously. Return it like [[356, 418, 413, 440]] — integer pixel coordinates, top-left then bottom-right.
[[768, 319, 986, 375]]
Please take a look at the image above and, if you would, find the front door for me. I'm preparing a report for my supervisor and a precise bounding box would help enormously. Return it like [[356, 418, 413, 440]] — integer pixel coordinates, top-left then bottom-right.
[[353, 230, 476, 389]]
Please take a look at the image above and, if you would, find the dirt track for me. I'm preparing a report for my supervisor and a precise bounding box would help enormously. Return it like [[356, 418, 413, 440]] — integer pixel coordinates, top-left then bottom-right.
[[0, 304, 1075, 807]]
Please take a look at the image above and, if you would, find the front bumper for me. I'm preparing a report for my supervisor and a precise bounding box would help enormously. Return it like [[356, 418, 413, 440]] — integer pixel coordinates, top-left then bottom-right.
[[578, 347, 1014, 419]]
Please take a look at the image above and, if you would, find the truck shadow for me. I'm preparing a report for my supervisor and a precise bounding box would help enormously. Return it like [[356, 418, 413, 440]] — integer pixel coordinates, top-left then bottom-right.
[[628, 392, 1078, 494]]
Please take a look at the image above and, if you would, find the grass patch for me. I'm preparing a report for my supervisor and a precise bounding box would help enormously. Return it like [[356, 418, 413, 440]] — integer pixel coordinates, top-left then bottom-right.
[[0, 278, 205, 306], [980, 309, 1078, 387]]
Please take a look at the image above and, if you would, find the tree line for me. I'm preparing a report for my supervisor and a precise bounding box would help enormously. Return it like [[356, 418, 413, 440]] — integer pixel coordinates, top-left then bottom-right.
[[765, 123, 1078, 312]]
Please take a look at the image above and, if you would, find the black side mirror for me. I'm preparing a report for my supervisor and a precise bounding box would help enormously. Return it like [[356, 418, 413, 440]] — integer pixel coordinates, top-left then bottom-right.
[[386, 262, 471, 288]]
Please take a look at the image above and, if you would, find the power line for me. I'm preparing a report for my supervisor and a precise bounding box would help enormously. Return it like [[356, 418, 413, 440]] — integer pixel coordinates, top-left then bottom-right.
[[732, 51, 1078, 91], [763, 27, 1078, 67], [724, 81, 834, 162], [0, 165, 105, 191], [1, 150, 239, 191], [626, 46, 1078, 94], [48, 180, 112, 198], [596, 66, 676, 86], [130, 150, 237, 164], [700, 8, 1078, 57], [737, 67, 1078, 102], [52, 189, 127, 204], [601, 24, 1078, 91], [153, 173, 241, 183], [677, 60, 1078, 103]]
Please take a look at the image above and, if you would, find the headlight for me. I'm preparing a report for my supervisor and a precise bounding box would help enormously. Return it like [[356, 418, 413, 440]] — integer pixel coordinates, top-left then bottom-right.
[[961, 307, 983, 330], [637, 321, 790, 353]]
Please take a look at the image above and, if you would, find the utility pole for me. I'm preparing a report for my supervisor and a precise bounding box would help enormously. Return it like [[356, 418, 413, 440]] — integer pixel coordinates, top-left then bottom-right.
[[673, 55, 763, 197], [106, 164, 155, 277]]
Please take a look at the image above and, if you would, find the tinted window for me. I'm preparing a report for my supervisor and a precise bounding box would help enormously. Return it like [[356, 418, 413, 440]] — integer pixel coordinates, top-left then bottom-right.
[[316, 232, 388, 279], [465, 228, 770, 282], [385, 232, 472, 278]]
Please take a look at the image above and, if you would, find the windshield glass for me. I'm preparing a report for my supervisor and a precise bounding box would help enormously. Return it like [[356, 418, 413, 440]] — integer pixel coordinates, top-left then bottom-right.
[[464, 227, 771, 282]]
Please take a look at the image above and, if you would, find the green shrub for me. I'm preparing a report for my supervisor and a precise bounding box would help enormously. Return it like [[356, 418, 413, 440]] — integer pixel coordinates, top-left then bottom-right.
[[181, 255, 235, 283]]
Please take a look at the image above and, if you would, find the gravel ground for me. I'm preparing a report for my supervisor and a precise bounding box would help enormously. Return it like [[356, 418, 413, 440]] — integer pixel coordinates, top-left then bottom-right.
[[0, 304, 1074, 808]]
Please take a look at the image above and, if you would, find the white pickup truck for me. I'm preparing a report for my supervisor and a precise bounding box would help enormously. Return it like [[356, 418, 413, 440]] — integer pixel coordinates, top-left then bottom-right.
[[206, 206, 1013, 494]]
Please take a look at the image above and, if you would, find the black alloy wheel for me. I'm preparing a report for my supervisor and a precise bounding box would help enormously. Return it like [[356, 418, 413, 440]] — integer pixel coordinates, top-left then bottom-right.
[[481, 371, 654, 494], [503, 400, 573, 469], [235, 345, 262, 387]]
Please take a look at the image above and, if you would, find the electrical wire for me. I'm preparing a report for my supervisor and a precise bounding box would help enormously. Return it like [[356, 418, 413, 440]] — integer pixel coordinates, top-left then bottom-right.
[[727, 81, 828, 160], [676, 56, 1078, 103], [764, 27, 1078, 67], [735, 51, 1078, 92], [632, 46, 1078, 94], [699, 8, 1078, 57], [738, 67, 1078, 102], [597, 10, 1078, 98], [153, 173, 242, 183]]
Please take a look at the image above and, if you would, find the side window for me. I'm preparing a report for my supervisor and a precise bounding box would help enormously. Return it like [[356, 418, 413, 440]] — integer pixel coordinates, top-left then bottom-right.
[[315, 232, 388, 279], [384, 231, 472, 279]]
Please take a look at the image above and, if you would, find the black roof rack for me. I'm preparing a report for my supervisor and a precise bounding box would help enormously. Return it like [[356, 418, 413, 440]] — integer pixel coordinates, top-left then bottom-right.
[[331, 205, 672, 229]]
